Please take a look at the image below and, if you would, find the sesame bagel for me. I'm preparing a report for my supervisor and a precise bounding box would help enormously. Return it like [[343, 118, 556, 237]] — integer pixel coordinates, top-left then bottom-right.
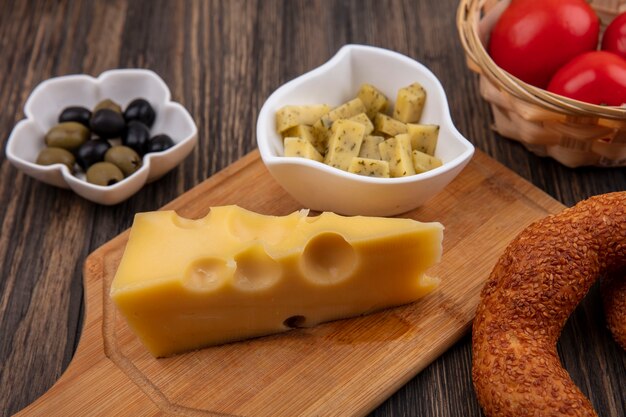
[[472, 192, 625, 417], [602, 273, 626, 349]]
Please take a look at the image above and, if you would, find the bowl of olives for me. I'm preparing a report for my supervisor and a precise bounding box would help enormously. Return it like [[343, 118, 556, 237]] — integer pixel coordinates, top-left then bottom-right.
[[5, 69, 197, 204]]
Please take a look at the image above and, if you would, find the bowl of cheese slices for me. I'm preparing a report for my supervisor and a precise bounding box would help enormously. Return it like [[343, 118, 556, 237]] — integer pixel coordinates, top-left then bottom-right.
[[257, 44, 474, 216]]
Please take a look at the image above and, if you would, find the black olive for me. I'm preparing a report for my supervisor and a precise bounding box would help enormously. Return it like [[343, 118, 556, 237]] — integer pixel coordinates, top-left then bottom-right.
[[90, 109, 126, 139], [122, 121, 151, 155], [58, 106, 92, 127], [146, 134, 175, 153], [124, 98, 156, 127], [76, 139, 112, 170]]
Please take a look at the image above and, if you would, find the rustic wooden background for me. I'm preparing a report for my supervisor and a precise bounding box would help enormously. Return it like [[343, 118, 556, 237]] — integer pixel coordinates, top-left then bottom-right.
[[0, 0, 624, 416]]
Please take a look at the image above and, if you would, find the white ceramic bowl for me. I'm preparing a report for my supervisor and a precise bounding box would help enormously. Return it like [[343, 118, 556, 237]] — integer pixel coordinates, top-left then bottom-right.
[[6, 69, 197, 205], [257, 45, 474, 216]]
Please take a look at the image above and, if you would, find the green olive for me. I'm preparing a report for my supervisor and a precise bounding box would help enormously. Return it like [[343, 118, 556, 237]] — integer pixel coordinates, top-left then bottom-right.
[[36, 147, 75, 171], [44, 122, 90, 151], [86, 162, 124, 186], [104, 146, 142, 176], [94, 99, 122, 114]]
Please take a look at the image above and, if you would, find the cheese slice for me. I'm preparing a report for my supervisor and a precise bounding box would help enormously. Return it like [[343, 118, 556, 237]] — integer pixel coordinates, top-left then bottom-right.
[[111, 206, 443, 357]]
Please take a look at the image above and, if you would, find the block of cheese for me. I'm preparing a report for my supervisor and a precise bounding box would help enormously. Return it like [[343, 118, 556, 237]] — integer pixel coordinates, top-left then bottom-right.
[[407, 124, 439, 156], [314, 98, 366, 133], [348, 157, 390, 178], [393, 82, 426, 123], [283, 124, 327, 155], [349, 112, 375, 135], [358, 135, 384, 160], [412, 149, 443, 173], [276, 104, 331, 132], [111, 206, 444, 357], [379, 134, 416, 177], [283, 137, 324, 162], [358, 84, 390, 119], [324, 119, 365, 171], [374, 113, 407, 137]]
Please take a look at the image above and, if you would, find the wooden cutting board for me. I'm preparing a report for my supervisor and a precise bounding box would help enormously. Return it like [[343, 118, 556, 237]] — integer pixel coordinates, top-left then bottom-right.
[[17, 150, 565, 417]]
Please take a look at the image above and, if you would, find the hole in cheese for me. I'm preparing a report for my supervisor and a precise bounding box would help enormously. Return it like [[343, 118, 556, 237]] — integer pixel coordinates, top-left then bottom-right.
[[233, 246, 282, 291], [301, 232, 357, 285], [283, 315, 307, 329], [228, 209, 290, 245], [171, 212, 208, 229], [184, 258, 230, 291]]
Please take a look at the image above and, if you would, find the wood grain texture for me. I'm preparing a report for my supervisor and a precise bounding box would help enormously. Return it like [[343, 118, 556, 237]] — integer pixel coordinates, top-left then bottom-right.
[[0, 0, 624, 416], [14, 150, 564, 417]]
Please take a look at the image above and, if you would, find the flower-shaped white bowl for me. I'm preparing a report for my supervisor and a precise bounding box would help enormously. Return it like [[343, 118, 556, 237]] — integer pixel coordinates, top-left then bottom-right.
[[257, 45, 475, 216], [6, 69, 197, 205]]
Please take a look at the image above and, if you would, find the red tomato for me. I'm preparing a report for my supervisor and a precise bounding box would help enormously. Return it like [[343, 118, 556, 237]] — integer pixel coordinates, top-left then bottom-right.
[[488, 0, 600, 88], [547, 51, 626, 106], [602, 12, 626, 60]]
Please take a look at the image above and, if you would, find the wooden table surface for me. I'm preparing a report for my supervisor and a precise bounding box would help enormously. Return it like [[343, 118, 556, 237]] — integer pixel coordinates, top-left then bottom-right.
[[0, 1, 624, 416]]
